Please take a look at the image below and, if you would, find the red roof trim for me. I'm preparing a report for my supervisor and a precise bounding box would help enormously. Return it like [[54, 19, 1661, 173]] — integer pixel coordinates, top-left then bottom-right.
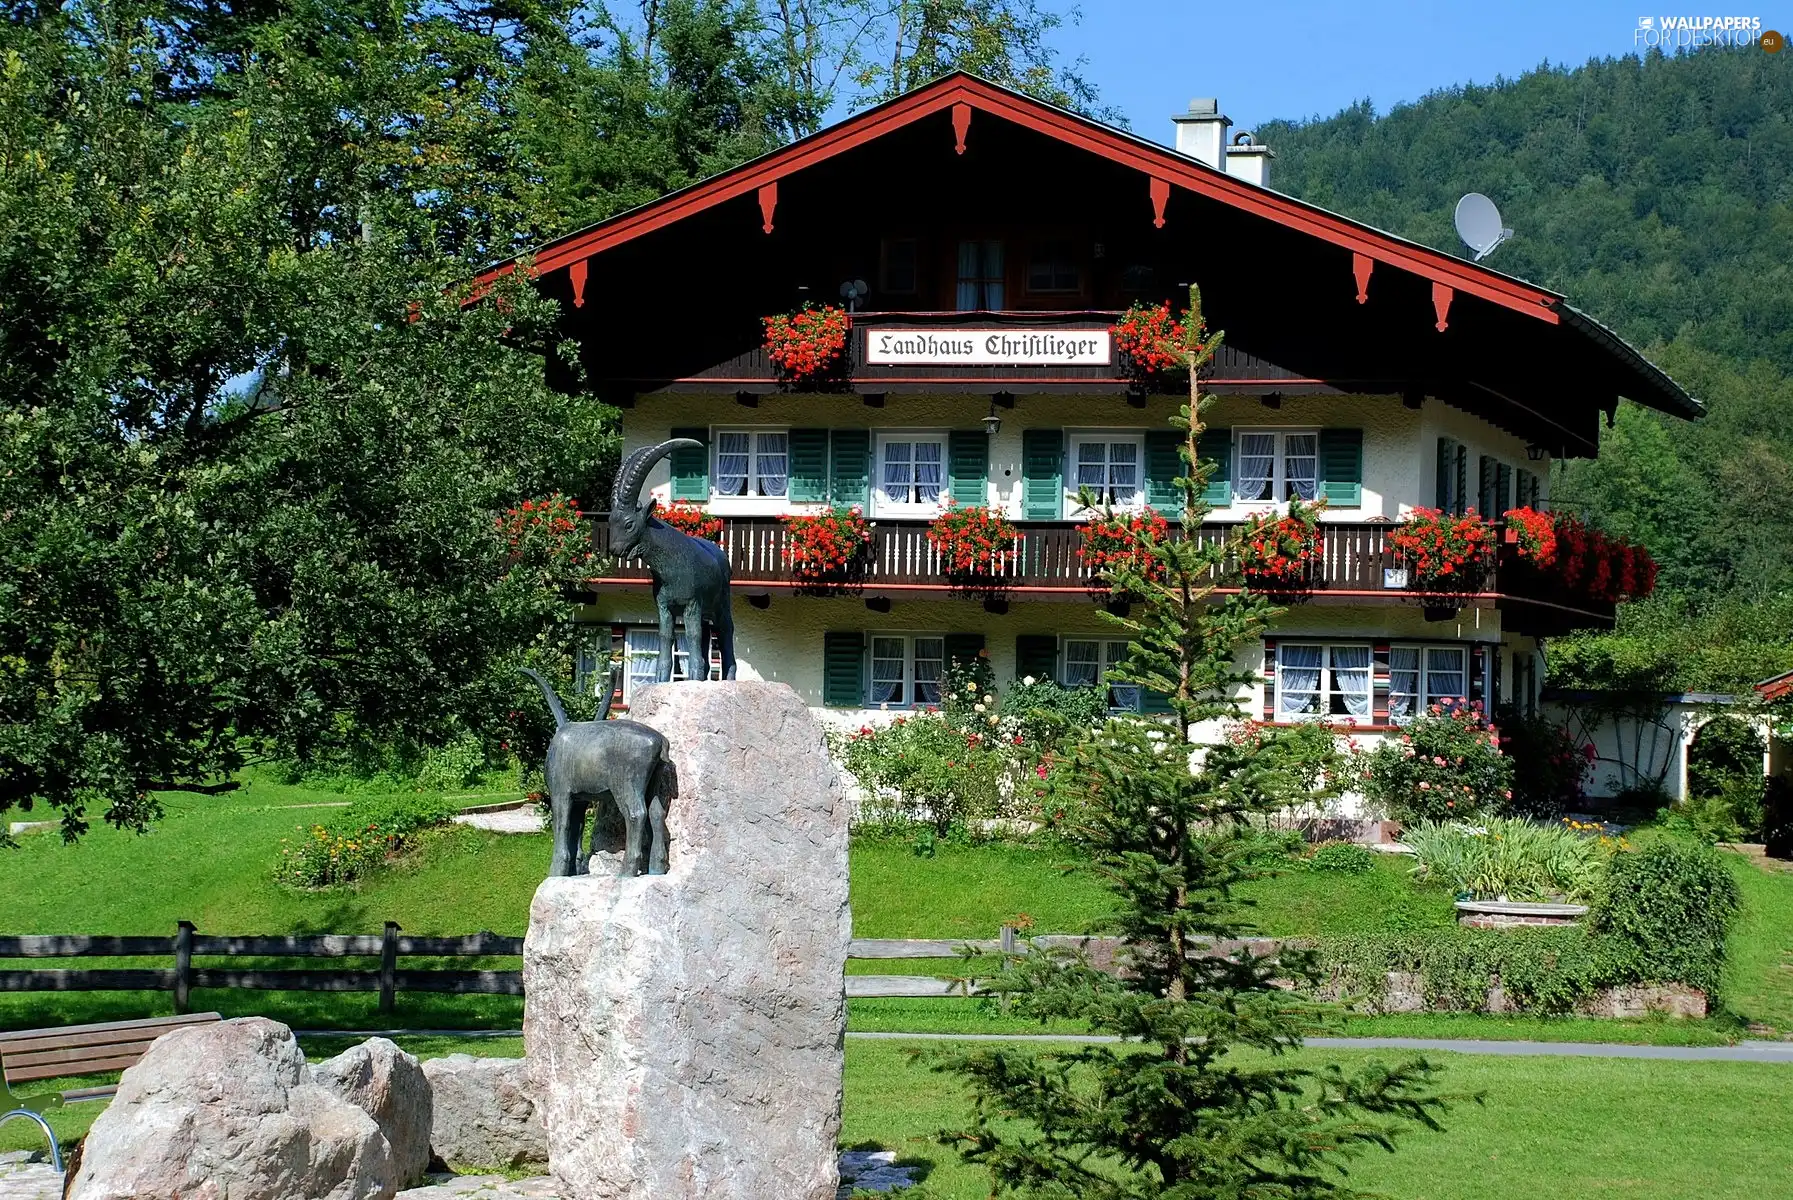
[[473, 74, 1560, 325], [1757, 670, 1793, 702]]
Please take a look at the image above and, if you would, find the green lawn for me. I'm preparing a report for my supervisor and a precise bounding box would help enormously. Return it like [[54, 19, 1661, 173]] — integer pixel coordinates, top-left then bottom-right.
[[1, 783, 1783, 1046], [843, 1039, 1793, 1200], [1722, 854, 1793, 1033]]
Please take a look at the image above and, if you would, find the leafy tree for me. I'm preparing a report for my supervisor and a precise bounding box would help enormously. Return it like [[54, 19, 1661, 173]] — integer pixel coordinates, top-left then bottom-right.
[[935, 289, 1451, 1197]]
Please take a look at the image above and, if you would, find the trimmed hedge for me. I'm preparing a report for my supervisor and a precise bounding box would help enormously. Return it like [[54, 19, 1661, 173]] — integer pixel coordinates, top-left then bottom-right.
[[1314, 840, 1741, 1011]]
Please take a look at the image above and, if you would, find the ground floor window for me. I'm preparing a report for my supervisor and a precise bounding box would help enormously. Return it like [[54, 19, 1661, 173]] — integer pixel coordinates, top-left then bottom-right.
[[870, 634, 946, 707], [1275, 644, 1371, 719], [1061, 637, 1141, 712], [1389, 645, 1466, 723]]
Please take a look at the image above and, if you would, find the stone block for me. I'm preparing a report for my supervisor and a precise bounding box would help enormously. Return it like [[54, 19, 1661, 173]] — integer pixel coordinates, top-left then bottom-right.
[[313, 1038, 433, 1187], [524, 681, 851, 1200], [421, 1055, 547, 1169]]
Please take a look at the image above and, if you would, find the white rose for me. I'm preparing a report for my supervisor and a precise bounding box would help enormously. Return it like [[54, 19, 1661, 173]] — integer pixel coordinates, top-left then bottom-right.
[[986, 715, 999, 726], [983, 694, 994, 705], [974, 703, 986, 713], [1023, 676, 1036, 686]]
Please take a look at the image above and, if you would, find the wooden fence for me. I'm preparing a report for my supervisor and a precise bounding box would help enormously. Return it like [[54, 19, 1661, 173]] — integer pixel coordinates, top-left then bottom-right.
[[0, 924, 524, 1015], [2, 925, 1268, 1005]]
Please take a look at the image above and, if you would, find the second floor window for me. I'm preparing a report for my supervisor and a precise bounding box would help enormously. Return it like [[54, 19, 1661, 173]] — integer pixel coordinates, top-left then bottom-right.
[[715, 430, 788, 497], [1236, 430, 1318, 503], [878, 435, 945, 509], [1027, 238, 1079, 292], [870, 634, 945, 706], [957, 240, 1004, 310], [1071, 435, 1141, 507]]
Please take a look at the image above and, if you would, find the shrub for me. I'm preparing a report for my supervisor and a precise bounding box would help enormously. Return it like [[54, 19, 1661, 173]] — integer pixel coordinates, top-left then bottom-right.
[[1762, 775, 1792, 858], [1591, 840, 1740, 995], [1307, 841, 1374, 873], [1400, 817, 1616, 902], [1686, 715, 1765, 802], [415, 731, 488, 792], [1494, 707, 1591, 817], [497, 493, 592, 582], [274, 793, 460, 888], [1317, 927, 1625, 1014], [833, 714, 1028, 837], [999, 675, 1110, 748], [1358, 703, 1512, 821]]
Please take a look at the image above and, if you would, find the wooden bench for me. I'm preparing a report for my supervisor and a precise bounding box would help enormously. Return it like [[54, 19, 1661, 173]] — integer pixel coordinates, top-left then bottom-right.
[[1, 1012, 222, 1103]]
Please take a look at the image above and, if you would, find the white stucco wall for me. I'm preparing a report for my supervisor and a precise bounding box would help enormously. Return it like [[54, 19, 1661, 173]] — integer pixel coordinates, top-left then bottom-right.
[[1424, 399, 1548, 512], [618, 390, 1540, 523]]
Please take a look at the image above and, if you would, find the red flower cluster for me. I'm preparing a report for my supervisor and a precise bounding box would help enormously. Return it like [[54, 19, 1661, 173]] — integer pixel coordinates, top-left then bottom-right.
[[1110, 302, 1187, 378], [781, 505, 873, 578], [1078, 510, 1170, 586], [1502, 506, 1557, 564], [657, 501, 724, 543], [1554, 514, 1656, 602], [927, 502, 1020, 577], [763, 304, 851, 382], [1389, 508, 1496, 588], [496, 493, 592, 577], [1238, 499, 1323, 584]]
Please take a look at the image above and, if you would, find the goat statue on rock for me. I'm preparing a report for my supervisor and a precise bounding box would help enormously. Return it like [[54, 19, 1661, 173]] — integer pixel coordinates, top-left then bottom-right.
[[608, 438, 736, 682], [521, 665, 673, 877]]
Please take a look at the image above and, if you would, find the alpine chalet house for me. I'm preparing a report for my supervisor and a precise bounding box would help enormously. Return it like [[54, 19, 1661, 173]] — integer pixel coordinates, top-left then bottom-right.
[[474, 74, 1698, 742]]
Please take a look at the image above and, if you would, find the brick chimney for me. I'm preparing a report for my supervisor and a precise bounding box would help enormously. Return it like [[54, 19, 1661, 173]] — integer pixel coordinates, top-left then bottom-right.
[[1170, 98, 1230, 170]]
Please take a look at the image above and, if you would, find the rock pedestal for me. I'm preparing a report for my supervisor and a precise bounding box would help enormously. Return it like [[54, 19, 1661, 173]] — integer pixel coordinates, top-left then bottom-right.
[[523, 681, 850, 1200]]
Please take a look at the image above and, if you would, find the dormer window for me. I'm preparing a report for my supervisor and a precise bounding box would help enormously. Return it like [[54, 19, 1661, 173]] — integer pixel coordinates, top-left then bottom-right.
[[956, 240, 1004, 310]]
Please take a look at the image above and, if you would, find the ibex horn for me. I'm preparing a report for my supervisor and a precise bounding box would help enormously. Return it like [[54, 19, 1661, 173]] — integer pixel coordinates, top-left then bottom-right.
[[611, 438, 703, 511]]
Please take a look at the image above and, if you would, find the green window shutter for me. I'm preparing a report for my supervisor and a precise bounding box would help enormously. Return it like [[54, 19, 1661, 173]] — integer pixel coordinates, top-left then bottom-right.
[[1021, 429, 1064, 520], [822, 632, 865, 707], [1144, 430, 1184, 514], [1435, 438, 1453, 511], [669, 427, 708, 502], [830, 429, 870, 506], [788, 429, 830, 503], [943, 633, 986, 672], [948, 431, 990, 506], [1516, 467, 1537, 509], [1495, 463, 1512, 514], [1318, 428, 1363, 508], [1478, 455, 1498, 516], [1196, 427, 1231, 506], [1455, 445, 1469, 516], [1140, 686, 1173, 714], [1014, 635, 1057, 682]]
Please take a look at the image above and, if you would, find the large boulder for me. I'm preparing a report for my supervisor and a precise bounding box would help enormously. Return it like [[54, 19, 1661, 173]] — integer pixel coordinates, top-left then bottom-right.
[[67, 1018, 424, 1200], [312, 1038, 433, 1185], [420, 1055, 546, 1169], [524, 680, 851, 1200]]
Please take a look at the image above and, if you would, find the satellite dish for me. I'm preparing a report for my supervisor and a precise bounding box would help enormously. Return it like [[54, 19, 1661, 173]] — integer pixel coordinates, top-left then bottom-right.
[[1454, 193, 1512, 262]]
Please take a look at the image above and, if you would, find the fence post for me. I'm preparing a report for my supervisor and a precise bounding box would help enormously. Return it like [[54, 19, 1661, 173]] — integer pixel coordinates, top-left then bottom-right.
[[379, 922, 400, 1016], [174, 921, 195, 1015], [998, 925, 1017, 1014]]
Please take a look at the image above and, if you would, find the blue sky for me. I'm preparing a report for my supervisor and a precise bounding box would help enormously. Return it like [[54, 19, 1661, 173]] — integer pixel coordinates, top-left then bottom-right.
[[1040, 0, 1782, 140]]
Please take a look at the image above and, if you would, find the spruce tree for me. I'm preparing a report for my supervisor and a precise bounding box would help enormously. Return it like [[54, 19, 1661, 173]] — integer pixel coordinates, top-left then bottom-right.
[[938, 286, 1453, 1198]]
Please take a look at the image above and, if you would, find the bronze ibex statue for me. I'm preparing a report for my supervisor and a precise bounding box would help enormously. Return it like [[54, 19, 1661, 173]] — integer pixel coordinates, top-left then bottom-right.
[[521, 666, 672, 877], [608, 438, 737, 682]]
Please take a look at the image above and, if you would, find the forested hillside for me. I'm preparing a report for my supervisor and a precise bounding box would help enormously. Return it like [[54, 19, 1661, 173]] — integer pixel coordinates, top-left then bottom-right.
[[1260, 48, 1793, 693]]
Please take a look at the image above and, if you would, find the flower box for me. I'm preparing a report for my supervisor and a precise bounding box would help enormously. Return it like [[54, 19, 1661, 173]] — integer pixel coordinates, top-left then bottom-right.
[[1078, 510, 1169, 594], [1389, 508, 1495, 591], [762, 304, 851, 386], [927, 502, 1020, 583], [1110, 302, 1187, 384], [1238, 500, 1323, 591], [781, 505, 873, 584], [657, 501, 725, 543]]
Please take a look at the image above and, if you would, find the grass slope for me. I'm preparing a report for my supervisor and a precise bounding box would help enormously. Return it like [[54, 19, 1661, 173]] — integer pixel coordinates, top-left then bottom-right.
[[1723, 854, 1793, 1034], [843, 1039, 1793, 1200]]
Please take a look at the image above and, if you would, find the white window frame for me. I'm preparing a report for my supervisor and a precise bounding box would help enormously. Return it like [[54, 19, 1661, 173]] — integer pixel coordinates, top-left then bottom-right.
[[1233, 427, 1319, 506], [1060, 637, 1141, 713], [867, 633, 947, 709], [1066, 431, 1145, 512], [1388, 644, 1471, 725], [873, 430, 949, 517], [710, 427, 790, 510], [620, 627, 719, 705], [1274, 642, 1372, 722]]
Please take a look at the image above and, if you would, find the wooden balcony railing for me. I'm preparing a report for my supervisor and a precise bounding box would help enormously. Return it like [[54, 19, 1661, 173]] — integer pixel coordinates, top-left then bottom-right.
[[586, 516, 1615, 634]]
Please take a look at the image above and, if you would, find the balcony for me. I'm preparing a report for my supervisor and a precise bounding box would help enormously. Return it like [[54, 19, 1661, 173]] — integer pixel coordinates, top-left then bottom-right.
[[586, 518, 1615, 636]]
